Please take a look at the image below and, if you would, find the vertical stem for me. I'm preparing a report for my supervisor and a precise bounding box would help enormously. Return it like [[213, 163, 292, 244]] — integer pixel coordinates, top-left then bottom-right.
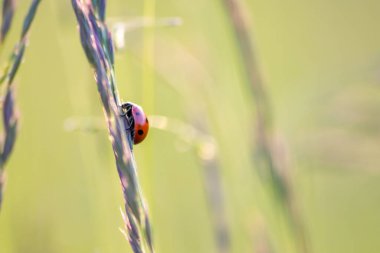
[[142, 0, 155, 113], [0, 0, 41, 211], [141, 1, 156, 227], [220, 0, 310, 253], [0, 169, 4, 209], [71, 1, 155, 252], [203, 158, 230, 253]]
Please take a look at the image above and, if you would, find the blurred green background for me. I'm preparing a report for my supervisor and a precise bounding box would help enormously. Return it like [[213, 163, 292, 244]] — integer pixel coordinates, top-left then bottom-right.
[[1, 0, 380, 253]]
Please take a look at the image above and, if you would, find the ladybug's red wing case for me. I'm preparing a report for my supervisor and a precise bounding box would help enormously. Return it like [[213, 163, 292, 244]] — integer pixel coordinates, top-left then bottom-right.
[[131, 104, 149, 144], [121, 102, 149, 145]]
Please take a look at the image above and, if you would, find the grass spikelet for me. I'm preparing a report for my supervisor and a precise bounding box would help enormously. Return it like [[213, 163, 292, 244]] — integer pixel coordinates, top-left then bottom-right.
[[71, 1, 154, 252], [0, 0, 15, 43], [0, 0, 41, 210]]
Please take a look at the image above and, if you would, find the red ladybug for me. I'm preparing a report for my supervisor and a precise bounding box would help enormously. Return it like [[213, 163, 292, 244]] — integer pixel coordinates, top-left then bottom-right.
[[121, 102, 149, 144]]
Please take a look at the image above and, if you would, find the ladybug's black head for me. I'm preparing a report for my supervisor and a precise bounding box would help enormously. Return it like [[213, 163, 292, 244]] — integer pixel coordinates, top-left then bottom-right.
[[121, 102, 133, 115]]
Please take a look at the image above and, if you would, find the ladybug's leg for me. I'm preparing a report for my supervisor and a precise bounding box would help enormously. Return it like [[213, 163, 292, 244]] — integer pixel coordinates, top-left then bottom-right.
[[124, 115, 135, 144], [125, 116, 134, 130], [120, 103, 134, 131]]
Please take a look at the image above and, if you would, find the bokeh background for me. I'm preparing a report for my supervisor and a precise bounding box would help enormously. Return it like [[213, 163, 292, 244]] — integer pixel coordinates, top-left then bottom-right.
[[1, 0, 380, 253]]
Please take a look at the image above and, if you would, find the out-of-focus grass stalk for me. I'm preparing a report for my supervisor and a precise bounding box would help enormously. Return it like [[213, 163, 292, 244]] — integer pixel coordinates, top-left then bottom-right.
[[0, 0, 41, 210], [0, 0, 15, 45], [71, 1, 154, 253], [220, 0, 310, 252], [252, 216, 274, 253], [140, 0, 155, 212], [142, 0, 155, 113], [202, 154, 230, 253], [150, 115, 231, 253], [111, 17, 182, 36]]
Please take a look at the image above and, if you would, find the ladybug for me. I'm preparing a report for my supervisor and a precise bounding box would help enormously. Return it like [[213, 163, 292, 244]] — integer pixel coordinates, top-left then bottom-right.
[[120, 102, 149, 144]]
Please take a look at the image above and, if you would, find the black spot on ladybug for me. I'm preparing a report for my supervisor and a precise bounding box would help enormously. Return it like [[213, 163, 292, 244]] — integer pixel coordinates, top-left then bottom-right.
[[135, 112, 141, 116], [138, 129, 144, 135]]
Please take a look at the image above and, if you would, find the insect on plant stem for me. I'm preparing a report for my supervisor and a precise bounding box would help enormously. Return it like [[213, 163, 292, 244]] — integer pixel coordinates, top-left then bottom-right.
[[71, 1, 154, 252]]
